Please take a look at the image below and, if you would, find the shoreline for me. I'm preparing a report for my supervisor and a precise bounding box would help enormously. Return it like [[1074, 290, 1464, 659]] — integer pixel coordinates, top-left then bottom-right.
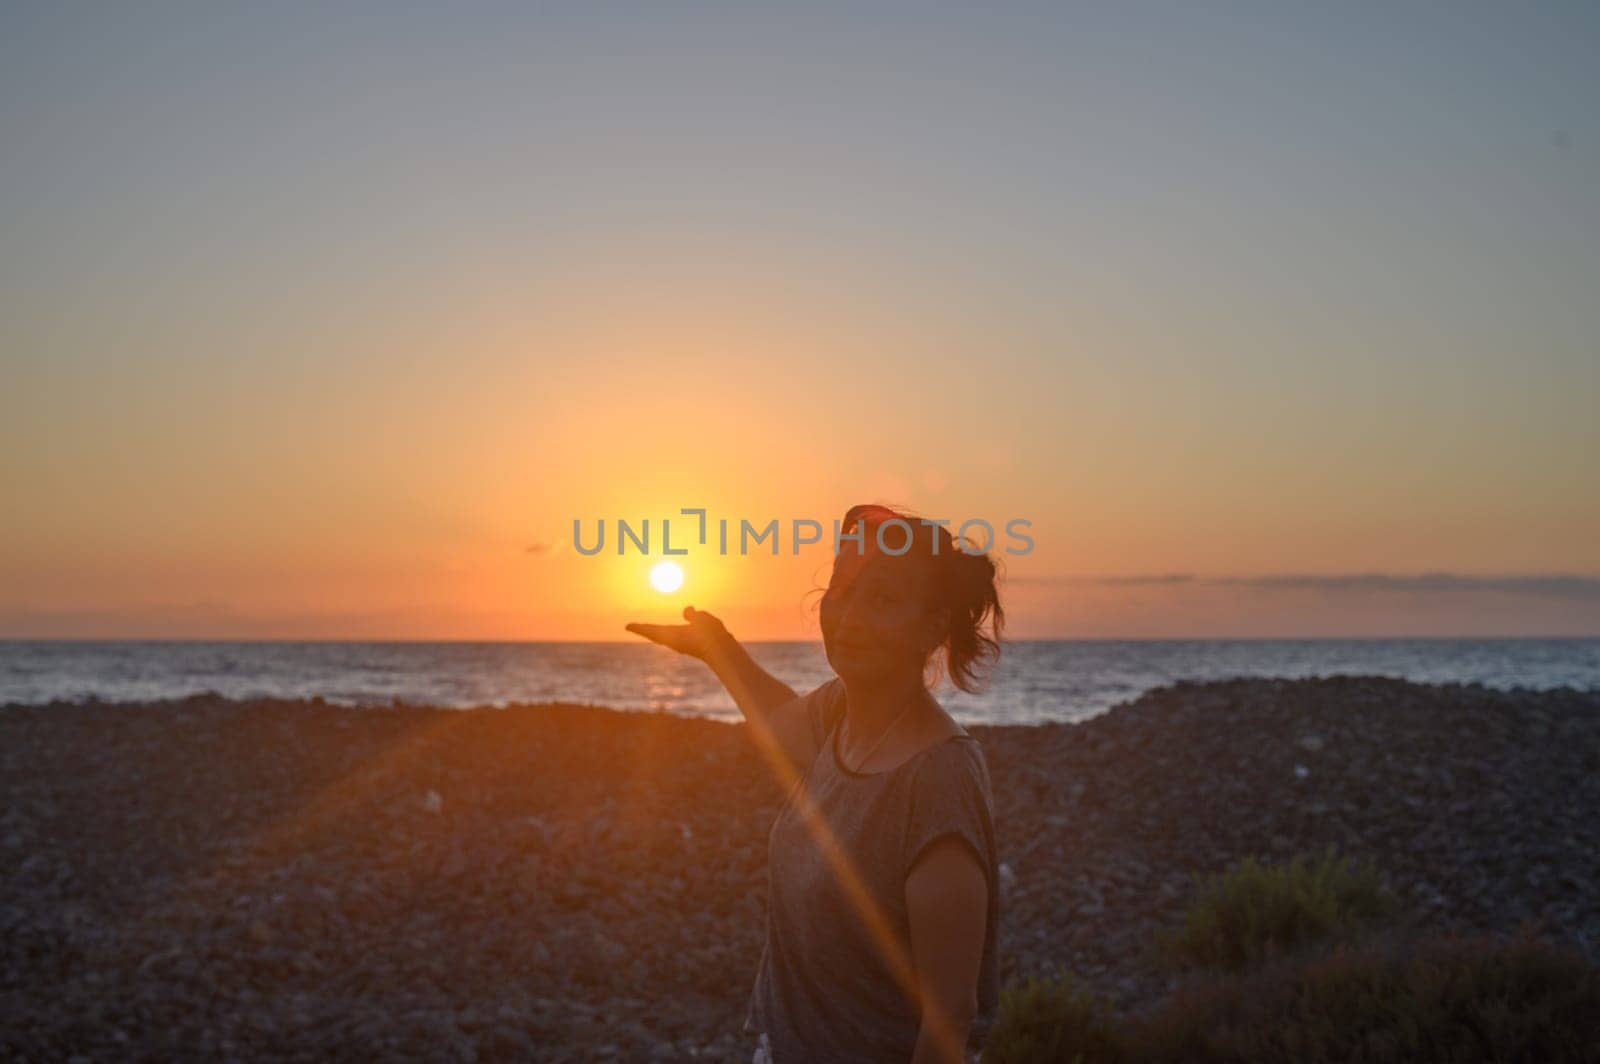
[[4, 675, 1598, 1060]]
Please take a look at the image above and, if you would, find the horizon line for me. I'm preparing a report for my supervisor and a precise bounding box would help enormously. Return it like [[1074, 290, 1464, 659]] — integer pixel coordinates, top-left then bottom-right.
[[4, 634, 1599, 645]]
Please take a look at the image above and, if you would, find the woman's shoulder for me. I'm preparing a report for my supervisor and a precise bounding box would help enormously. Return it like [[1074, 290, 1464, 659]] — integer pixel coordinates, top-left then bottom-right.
[[803, 675, 849, 748], [922, 699, 982, 756], [818, 674, 848, 719], [910, 728, 991, 790]]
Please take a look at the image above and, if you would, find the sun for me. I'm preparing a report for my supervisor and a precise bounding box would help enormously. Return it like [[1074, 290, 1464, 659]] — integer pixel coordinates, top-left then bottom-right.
[[649, 560, 685, 593]]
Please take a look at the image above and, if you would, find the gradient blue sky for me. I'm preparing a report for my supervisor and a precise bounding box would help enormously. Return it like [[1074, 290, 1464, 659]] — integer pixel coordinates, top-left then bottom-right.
[[3, 3, 1597, 639]]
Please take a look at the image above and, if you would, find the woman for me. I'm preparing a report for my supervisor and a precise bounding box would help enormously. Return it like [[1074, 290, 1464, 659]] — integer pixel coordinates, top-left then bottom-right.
[[626, 503, 1004, 1063]]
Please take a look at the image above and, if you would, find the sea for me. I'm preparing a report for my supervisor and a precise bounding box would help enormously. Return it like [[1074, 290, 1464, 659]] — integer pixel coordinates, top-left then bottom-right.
[[2, 639, 1597, 726]]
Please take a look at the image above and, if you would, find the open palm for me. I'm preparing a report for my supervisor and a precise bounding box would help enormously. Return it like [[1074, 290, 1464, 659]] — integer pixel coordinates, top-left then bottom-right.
[[625, 605, 730, 661]]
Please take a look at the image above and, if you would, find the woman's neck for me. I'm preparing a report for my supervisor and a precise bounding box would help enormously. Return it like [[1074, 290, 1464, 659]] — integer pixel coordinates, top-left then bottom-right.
[[839, 671, 932, 751]]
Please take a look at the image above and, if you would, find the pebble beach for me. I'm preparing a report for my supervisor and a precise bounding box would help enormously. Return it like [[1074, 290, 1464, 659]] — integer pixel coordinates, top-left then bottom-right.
[[3, 675, 1597, 1061]]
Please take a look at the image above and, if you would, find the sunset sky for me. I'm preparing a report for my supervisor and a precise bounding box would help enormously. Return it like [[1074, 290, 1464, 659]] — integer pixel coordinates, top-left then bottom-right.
[[3, 4, 1597, 640]]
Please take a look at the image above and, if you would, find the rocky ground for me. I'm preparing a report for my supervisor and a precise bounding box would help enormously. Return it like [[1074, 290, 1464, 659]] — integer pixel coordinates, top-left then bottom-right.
[[2, 675, 1597, 1061]]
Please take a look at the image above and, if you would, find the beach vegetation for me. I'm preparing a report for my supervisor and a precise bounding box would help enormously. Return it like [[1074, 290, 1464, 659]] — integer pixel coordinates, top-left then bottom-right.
[[981, 971, 1123, 1064], [1129, 930, 1600, 1062], [1156, 846, 1399, 972]]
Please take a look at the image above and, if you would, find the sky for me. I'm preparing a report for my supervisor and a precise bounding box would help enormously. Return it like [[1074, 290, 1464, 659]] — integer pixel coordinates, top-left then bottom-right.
[[2, 2, 1597, 640]]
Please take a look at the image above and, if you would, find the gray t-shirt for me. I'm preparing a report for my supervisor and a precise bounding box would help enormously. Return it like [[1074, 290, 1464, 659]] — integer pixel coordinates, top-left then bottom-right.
[[744, 677, 1001, 1062]]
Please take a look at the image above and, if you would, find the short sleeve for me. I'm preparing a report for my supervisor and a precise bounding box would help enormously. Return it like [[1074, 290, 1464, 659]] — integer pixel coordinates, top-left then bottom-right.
[[902, 741, 997, 888]]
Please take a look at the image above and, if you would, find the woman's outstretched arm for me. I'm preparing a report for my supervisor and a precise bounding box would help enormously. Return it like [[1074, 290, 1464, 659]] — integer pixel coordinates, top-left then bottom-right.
[[626, 605, 797, 718]]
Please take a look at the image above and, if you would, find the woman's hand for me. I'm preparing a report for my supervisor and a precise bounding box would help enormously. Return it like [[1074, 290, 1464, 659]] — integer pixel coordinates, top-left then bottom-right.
[[625, 605, 732, 662]]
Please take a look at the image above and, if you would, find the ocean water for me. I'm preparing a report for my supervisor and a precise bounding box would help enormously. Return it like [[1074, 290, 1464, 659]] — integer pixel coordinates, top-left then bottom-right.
[[2, 639, 1597, 725]]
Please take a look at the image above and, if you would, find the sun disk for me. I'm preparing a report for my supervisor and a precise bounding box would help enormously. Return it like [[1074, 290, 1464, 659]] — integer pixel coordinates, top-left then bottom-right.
[[650, 561, 685, 593]]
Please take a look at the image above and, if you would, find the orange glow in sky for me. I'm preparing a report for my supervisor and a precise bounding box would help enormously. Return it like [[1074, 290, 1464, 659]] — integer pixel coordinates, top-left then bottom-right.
[[3, 8, 1597, 639]]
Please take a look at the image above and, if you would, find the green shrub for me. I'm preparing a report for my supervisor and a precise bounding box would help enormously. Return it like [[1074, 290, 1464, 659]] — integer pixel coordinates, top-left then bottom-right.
[[1158, 846, 1399, 972], [981, 971, 1123, 1064], [1130, 930, 1600, 1063]]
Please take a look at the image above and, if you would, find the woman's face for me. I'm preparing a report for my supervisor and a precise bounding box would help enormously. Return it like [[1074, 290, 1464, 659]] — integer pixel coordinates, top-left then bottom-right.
[[820, 543, 946, 681]]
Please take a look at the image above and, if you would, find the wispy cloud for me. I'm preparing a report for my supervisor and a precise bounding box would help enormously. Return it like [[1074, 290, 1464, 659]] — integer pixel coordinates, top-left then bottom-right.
[[1009, 572, 1600, 600], [0, 601, 527, 639], [1009, 573, 1197, 586], [1212, 573, 1600, 600]]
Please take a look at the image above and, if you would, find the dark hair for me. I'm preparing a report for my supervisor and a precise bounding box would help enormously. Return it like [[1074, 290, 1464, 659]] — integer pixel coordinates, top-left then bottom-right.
[[830, 502, 1006, 694]]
